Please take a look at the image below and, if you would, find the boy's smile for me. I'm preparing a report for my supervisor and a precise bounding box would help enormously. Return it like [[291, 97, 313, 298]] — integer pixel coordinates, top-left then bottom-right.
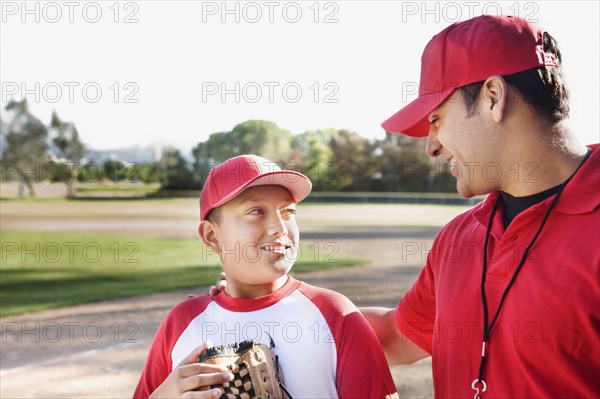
[[260, 242, 294, 255]]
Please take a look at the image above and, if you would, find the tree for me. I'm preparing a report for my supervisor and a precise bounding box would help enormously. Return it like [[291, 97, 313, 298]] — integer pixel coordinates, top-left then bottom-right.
[[227, 120, 293, 164], [49, 111, 85, 197], [329, 129, 377, 191], [192, 131, 233, 185], [1, 99, 48, 198], [291, 129, 335, 191], [370, 133, 457, 192], [158, 146, 198, 190], [103, 159, 127, 182], [192, 120, 294, 188], [136, 163, 158, 184], [372, 133, 425, 191]]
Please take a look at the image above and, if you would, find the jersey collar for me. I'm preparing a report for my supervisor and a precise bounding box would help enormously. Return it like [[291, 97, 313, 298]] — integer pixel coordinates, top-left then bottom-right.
[[213, 275, 301, 312]]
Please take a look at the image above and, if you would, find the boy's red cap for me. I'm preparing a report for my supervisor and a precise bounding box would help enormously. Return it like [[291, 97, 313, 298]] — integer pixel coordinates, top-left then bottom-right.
[[382, 15, 559, 137], [200, 155, 312, 221]]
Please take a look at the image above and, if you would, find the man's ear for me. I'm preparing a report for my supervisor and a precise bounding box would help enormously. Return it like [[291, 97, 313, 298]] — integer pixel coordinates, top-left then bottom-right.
[[198, 220, 220, 253], [481, 75, 508, 123]]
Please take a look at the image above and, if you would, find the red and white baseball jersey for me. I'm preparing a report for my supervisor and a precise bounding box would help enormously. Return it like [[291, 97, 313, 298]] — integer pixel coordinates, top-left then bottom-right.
[[134, 276, 397, 398]]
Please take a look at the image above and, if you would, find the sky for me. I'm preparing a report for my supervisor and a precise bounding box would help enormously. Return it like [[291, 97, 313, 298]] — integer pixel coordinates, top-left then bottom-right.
[[1, 1, 599, 153]]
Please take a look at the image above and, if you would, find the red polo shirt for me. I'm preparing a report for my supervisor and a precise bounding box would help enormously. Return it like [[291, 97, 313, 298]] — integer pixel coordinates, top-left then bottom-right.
[[396, 144, 600, 398]]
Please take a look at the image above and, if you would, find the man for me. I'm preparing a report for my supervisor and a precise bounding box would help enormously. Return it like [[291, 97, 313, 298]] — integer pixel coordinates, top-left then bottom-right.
[[362, 15, 599, 398]]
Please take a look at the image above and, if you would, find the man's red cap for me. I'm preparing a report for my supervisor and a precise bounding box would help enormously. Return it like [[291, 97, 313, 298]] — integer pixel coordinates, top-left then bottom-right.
[[200, 155, 312, 221], [382, 15, 559, 137]]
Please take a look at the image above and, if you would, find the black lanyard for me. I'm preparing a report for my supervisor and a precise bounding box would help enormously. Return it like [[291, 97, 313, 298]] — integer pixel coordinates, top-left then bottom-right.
[[472, 149, 592, 399]]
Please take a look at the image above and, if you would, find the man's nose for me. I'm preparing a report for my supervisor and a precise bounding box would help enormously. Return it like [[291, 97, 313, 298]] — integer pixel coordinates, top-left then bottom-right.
[[426, 129, 442, 157]]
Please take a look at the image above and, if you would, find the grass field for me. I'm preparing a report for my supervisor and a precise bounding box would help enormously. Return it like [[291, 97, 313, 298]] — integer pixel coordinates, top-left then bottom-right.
[[0, 196, 469, 317], [0, 231, 364, 317]]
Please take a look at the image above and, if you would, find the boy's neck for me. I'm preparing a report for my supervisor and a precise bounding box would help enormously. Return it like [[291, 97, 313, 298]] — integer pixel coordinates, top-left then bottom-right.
[[224, 275, 289, 299]]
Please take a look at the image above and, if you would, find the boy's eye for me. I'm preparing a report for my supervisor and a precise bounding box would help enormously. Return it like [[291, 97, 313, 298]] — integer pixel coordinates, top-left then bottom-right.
[[430, 117, 439, 127], [247, 208, 264, 215], [283, 208, 296, 216]]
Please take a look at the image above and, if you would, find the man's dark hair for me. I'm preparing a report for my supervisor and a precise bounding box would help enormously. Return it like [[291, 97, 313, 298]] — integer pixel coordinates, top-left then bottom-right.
[[459, 31, 570, 124]]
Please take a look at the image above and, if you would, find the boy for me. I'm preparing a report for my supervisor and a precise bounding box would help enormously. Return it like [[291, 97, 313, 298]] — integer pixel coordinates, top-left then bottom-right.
[[134, 154, 398, 398]]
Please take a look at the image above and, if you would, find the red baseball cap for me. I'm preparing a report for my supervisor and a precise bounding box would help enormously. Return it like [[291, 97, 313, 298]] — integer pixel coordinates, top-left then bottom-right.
[[382, 15, 559, 137], [200, 155, 312, 221]]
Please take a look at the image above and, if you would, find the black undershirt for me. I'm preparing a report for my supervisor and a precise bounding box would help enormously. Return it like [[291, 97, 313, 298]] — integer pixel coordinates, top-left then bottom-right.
[[499, 184, 562, 228]]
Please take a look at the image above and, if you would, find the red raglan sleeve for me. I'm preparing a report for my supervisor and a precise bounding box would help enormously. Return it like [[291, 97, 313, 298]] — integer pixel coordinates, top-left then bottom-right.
[[298, 282, 397, 398], [133, 296, 213, 399], [334, 310, 398, 398], [133, 316, 172, 399]]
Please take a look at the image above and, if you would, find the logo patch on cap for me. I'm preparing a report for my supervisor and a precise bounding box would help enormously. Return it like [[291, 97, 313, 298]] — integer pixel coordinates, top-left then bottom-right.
[[544, 52, 559, 67]]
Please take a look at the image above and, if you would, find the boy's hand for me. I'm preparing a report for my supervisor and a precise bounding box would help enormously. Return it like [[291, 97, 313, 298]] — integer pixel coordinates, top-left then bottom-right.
[[208, 272, 227, 297], [149, 343, 233, 398]]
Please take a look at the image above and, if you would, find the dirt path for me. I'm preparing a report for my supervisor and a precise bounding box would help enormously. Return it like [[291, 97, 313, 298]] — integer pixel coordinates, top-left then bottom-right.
[[0, 200, 459, 398]]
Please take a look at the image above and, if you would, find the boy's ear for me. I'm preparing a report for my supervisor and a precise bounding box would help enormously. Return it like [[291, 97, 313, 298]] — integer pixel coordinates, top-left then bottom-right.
[[198, 220, 220, 253]]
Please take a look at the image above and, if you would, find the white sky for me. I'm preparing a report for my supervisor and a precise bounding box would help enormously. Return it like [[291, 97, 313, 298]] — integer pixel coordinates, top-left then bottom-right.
[[1, 1, 599, 152]]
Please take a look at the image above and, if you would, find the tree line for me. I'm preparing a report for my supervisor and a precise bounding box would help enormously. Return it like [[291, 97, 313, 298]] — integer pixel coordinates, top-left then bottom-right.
[[1, 99, 457, 198]]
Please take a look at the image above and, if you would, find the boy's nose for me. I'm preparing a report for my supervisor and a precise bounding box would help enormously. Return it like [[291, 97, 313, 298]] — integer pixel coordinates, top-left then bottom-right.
[[266, 215, 288, 237]]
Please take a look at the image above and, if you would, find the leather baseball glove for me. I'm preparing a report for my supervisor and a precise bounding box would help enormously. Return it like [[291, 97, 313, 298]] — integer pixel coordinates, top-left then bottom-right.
[[198, 336, 292, 399]]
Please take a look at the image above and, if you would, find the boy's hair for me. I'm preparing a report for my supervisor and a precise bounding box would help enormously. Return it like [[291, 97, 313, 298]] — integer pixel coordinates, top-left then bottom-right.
[[199, 155, 312, 222], [205, 207, 222, 224], [459, 31, 570, 124]]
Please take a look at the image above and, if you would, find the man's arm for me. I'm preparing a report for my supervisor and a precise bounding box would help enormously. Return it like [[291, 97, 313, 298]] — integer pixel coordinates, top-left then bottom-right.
[[360, 307, 430, 365]]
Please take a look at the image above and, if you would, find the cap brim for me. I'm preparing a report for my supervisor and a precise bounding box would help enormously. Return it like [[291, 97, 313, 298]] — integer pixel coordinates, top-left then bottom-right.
[[206, 171, 312, 218], [246, 171, 312, 203], [381, 90, 455, 137]]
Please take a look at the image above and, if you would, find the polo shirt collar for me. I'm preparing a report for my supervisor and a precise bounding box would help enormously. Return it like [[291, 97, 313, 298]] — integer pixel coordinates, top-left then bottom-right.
[[472, 191, 502, 239], [554, 143, 599, 214]]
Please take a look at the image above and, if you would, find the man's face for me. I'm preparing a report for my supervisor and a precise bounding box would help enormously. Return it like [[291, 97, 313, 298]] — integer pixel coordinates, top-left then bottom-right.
[[211, 185, 299, 294], [426, 91, 499, 198]]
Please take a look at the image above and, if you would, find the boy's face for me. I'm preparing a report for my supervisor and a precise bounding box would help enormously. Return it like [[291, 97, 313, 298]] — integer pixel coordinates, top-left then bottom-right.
[[206, 185, 299, 297]]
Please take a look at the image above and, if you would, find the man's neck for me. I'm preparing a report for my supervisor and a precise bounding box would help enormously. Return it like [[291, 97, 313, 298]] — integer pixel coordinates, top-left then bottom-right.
[[499, 140, 588, 197]]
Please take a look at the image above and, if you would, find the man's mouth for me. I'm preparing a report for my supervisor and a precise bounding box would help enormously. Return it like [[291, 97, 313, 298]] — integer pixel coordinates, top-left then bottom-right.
[[444, 156, 459, 177]]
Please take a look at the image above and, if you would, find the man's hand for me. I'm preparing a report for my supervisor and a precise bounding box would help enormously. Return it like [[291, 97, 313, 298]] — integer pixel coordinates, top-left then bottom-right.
[[149, 343, 233, 398], [208, 272, 227, 297], [186, 273, 228, 300]]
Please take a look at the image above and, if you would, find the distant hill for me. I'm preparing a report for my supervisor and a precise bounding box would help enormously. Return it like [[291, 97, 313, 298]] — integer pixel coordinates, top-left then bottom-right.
[[86, 145, 157, 164]]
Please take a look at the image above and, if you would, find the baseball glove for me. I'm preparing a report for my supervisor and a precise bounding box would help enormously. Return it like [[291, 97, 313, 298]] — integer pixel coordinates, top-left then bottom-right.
[[198, 336, 292, 399]]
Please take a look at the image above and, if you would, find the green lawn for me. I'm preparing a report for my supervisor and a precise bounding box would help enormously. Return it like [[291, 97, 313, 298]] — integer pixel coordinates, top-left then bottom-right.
[[0, 231, 365, 317]]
